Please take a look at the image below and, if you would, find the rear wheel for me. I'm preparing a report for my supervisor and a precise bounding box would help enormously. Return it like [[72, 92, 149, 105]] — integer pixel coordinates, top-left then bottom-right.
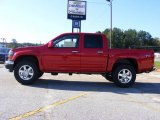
[[14, 61, 39, 85], [38, 71, 44, 78], [112, 65, 136, 88]]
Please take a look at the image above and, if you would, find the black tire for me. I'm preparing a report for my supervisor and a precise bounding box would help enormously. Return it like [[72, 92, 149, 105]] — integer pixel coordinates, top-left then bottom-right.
[[14, 61, 39, 85], [38, 71, 44, 78], [102, 73, 113, 82], [112, 65, 136, 88]]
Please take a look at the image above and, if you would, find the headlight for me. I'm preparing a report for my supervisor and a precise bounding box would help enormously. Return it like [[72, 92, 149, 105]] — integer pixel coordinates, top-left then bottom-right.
[[8, 50, 14, 60]]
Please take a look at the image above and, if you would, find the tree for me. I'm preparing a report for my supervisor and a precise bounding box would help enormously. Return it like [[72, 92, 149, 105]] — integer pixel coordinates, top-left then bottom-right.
[[102, 27, 160, 49], [11, 38, 18, 48], [123, 29, 137, 48], [112, 28, 124, 48], [96, 31, 102, 33], [137, 31, 153, 47], [103, 28, 111, 47]]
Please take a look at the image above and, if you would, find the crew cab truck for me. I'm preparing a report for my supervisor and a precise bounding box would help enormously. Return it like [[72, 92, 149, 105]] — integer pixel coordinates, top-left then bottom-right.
[[5, 33, 154, 87]]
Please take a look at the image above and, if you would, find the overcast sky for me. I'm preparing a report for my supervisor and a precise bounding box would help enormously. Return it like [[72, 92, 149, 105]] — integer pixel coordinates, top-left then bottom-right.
[[0, 0, 160, 43]]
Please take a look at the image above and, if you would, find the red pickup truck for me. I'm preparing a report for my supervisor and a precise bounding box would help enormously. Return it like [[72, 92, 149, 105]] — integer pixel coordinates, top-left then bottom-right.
[[5, 33, 154, 87]]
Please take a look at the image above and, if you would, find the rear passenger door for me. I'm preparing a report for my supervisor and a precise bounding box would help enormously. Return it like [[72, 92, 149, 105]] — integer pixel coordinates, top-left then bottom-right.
[[81, 34, 108, 72]]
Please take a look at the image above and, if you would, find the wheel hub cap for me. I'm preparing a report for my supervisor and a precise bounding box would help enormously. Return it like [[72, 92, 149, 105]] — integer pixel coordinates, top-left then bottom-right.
[[19, 65, 34, 80], [118, 69, 132, 84]]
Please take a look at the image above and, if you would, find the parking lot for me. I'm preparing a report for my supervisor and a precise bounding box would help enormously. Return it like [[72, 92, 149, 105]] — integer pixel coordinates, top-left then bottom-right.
[[0, 63, 160, 120]]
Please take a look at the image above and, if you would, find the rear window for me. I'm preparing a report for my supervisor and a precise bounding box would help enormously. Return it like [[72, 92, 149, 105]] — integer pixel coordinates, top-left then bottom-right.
[[84, 35, 103, 48]]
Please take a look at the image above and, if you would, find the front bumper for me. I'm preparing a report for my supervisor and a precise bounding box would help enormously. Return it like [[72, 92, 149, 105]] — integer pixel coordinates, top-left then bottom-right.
[[5, 60, 14, 72]]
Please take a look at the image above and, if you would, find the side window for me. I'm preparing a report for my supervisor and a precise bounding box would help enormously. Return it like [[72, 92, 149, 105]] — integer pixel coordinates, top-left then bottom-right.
[[54, 35, 79, 48], [84, 35, 103, 48]]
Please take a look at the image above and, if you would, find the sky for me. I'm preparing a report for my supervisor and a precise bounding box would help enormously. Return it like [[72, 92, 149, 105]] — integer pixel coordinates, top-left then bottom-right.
[[0, 0, 160, 43]]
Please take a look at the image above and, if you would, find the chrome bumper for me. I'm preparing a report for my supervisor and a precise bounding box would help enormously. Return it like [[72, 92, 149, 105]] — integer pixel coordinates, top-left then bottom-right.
[[5, 60, 14, 72]]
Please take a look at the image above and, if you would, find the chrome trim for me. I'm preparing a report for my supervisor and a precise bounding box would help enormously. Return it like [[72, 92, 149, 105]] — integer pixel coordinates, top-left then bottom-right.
[[72, 51, 79, 53], [97, 51, 103, 54], [5, 60, 14, 65], [145, 54, 151, 58]]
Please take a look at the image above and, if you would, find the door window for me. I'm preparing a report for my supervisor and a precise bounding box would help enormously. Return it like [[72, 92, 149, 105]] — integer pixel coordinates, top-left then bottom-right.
[[84, 35, 103, 48], [54, 35, 79, 48]]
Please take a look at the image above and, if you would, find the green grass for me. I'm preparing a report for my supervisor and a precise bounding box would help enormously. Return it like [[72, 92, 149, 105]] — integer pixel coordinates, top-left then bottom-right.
[[155, 61, 160, 69]]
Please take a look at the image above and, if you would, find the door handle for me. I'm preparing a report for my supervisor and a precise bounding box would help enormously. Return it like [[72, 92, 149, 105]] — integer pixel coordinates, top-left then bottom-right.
[[97, 51, 103, 54], [72, 51, 79, 53]]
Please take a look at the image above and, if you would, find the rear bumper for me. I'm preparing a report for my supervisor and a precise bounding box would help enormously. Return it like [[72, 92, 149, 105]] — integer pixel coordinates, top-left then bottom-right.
[[5, 60, 14, 72], [152, 66, 157, 71], [145, 66, 156, 73]]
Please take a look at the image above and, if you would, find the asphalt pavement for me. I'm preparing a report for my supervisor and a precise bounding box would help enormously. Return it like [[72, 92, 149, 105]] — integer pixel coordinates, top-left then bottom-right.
[[0, 64, 160, 120]]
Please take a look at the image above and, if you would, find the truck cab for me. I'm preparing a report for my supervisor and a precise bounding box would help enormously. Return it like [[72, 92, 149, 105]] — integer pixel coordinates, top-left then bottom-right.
[[44, 33, 108, 73]]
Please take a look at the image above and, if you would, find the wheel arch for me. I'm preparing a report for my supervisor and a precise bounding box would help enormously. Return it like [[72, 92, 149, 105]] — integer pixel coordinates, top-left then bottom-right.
[[112, 58, 138, 73], [14, 55, 40, 71]]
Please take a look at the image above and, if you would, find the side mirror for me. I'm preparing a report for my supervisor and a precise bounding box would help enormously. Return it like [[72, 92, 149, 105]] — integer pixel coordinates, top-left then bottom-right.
[[48, 41, 53, 48]]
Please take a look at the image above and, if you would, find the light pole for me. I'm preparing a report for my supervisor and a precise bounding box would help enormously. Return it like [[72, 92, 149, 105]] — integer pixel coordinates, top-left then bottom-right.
[[106, 0, 112, 48]]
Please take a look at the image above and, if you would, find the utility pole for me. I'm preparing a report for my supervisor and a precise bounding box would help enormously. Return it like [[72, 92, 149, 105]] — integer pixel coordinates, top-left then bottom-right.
[[0, 38, 6, 47], [106, 0, 112, 48]]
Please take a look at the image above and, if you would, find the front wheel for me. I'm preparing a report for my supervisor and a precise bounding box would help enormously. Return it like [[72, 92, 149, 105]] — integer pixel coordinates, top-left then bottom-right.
[[112, 65, 136, 88], [14, 61, 39, 85]]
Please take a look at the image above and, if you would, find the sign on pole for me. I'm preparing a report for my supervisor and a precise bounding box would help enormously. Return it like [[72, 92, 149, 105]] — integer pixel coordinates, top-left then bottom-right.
[[67, 0, 86, 20], [73, 20, 81, 28]]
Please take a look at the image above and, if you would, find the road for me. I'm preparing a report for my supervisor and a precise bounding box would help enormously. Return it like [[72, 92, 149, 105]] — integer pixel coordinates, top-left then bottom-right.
[[0, 64, 160, 120]]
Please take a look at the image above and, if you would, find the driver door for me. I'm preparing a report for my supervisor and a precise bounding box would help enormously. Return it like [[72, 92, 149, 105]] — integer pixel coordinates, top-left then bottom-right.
[[43, 34, 81, 72]]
